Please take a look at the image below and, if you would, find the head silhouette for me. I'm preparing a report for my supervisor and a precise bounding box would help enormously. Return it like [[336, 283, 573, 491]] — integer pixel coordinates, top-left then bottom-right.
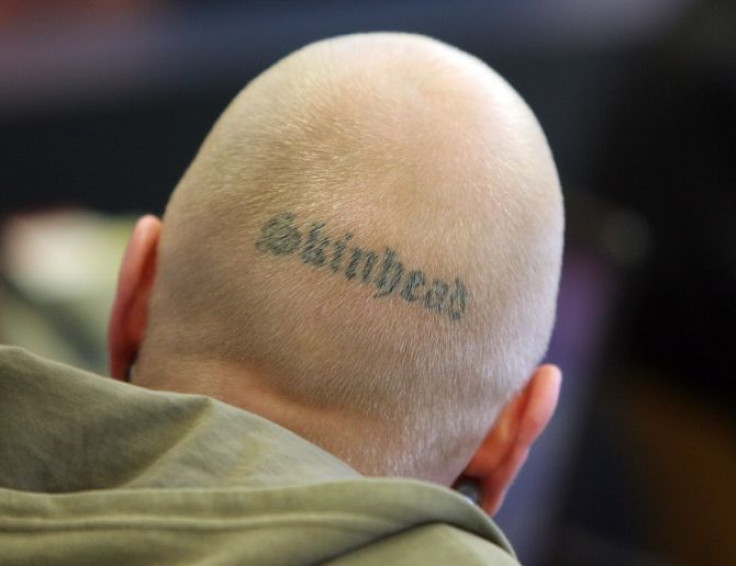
[[109, 33, 564, 514]]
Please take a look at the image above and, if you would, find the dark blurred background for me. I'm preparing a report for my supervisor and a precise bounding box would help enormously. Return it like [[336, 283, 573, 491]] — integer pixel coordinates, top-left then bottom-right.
[[1, 1, 734, 565]]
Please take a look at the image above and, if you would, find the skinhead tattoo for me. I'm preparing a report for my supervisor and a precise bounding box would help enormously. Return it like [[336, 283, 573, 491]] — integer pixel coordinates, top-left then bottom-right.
[[256, 212, 469, 321]]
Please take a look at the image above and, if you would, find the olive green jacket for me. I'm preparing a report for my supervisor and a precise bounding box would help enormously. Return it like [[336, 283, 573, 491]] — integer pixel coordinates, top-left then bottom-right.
[[0, 346, 520, 565]]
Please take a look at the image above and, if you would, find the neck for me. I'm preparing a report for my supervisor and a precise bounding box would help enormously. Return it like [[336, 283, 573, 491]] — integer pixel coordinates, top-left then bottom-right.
[[132, 357, 419, 480]]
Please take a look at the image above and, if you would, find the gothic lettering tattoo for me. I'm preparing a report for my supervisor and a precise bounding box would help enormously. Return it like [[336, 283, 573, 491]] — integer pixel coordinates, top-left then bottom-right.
[[255, 212, 469, 321]]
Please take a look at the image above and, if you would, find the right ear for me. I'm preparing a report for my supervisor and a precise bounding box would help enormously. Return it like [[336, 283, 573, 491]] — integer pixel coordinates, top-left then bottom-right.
[[108, 215, 161, 381], [456, 364, 562, 515]]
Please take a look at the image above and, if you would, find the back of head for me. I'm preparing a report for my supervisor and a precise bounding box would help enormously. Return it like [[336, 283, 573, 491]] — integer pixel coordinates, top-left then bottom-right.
[[137, 33, 563, 484]]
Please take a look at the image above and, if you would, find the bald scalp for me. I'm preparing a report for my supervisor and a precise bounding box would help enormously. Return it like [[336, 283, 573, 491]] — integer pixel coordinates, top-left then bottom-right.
[[137, 33, 563, 482]]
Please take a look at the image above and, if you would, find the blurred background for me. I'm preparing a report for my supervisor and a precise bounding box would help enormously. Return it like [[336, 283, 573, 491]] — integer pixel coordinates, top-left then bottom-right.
[[1, 1, 734, 564]]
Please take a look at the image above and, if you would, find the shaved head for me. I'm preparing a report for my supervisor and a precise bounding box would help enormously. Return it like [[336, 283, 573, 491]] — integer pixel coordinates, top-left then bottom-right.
[[134, 33, 563, 484]]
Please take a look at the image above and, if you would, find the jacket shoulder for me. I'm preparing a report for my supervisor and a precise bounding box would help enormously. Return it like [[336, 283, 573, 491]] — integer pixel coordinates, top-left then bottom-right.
[[322, 523, 521, 566]]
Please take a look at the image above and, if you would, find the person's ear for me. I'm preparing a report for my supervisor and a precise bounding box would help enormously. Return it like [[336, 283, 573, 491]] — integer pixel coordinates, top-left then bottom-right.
[[457, 364, 561, 516], [108, 215, 161, 381]]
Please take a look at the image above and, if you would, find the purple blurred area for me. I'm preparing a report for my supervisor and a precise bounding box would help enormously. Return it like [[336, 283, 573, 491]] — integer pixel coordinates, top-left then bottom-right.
[[2, 2, 734, 565]]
